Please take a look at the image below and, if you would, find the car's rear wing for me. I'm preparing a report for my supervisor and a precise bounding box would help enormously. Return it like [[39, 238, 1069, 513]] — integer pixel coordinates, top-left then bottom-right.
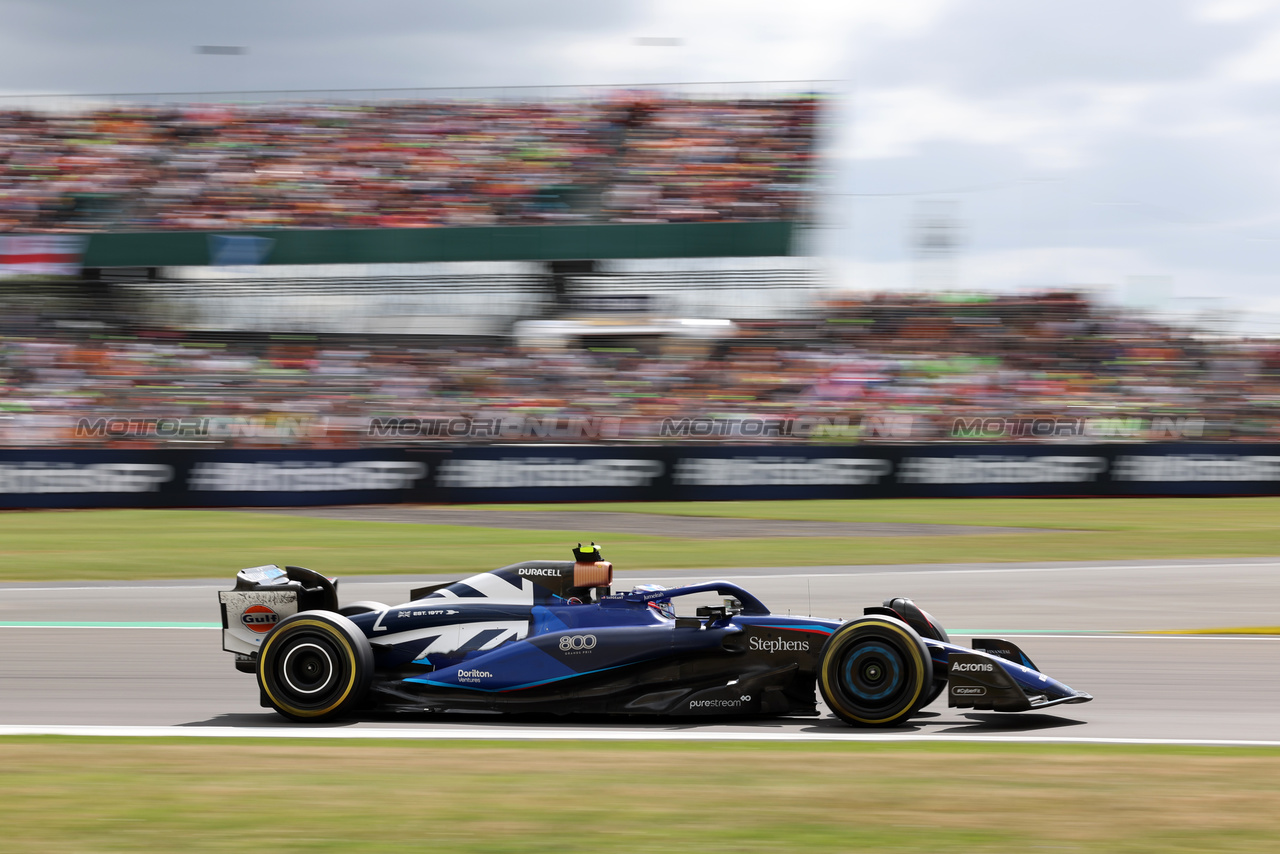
[[217, 564, 339, 668]]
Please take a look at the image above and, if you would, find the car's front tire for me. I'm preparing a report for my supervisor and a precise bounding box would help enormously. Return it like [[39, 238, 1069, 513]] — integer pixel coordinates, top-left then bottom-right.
[[818, 616, 933, 727], [257, 611, 373, 722]]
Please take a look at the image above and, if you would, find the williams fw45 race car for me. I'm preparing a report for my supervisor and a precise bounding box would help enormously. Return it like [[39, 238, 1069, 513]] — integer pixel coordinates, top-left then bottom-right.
[[217, 545, 1092, 726]]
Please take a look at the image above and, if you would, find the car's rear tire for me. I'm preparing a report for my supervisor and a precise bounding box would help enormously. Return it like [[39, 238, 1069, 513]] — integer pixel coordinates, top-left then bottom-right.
[[257, 611, 373, 722], [818, 616, 933, 727]]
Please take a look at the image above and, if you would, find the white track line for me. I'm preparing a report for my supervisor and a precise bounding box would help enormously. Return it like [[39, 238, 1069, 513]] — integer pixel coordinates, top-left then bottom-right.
[[0, 725, 1277, 747]]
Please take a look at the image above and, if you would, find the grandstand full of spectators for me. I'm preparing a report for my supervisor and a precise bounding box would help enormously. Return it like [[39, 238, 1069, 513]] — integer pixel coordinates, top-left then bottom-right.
[[2, 91, 1273, 449], [3, 290, 1277, 447], [0, 95, 817, 232]]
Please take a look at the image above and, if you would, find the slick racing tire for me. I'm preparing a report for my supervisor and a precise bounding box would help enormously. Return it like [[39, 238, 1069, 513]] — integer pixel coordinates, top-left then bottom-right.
[[257, 611, 374, 722], [818, 616, 933, 728]]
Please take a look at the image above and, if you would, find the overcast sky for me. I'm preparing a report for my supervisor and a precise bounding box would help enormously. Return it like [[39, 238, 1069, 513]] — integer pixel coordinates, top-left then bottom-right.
[[4, 0, 1280, 330]]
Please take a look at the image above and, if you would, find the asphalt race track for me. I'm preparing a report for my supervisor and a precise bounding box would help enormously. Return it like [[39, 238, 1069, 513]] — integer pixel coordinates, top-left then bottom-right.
[[2, 558, 1279, 744]]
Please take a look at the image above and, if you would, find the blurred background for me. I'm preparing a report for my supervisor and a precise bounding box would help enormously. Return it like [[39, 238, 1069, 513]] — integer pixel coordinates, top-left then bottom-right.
[[2, 0, 1280, 450]]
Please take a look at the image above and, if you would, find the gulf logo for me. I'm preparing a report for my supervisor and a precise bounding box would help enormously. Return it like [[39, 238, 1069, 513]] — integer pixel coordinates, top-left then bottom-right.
[[241, 604, 279, 633]]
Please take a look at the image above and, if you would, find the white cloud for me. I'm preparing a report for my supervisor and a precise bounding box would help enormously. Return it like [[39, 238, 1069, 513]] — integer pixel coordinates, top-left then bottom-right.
[[844, 84, 1153, 170], [559, 0, 952, 85], [1218, 23, 1280, 80], [1194, 0, 1280, 23]]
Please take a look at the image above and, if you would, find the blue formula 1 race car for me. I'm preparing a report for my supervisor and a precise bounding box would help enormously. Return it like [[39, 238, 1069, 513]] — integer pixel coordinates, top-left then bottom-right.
[[217, 544, 1092, 726]]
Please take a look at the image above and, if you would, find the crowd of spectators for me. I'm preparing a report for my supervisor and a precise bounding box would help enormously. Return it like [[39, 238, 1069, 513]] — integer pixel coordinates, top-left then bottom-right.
[[7, 93, 1270, 448], [2, 290, 1278, 447], [0, 95, 817, 232]]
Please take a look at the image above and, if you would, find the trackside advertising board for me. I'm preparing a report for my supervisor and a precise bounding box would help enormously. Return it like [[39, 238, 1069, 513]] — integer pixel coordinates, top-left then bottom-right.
[[0, 445, 1278, 508]]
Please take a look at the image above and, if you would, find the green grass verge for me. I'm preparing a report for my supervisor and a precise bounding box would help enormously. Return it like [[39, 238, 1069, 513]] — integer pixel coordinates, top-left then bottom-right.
[[0, 497, 1276, 582], [477, 496, 1280, 530], [2, 739, 1279, 852]]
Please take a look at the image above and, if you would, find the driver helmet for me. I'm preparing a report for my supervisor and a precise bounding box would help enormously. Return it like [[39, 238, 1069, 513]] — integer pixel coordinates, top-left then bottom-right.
[[634, 583, 675, 620]]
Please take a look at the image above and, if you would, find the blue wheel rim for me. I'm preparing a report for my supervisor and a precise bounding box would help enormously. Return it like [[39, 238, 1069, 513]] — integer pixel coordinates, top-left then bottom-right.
[[841, 643, 903, 702]]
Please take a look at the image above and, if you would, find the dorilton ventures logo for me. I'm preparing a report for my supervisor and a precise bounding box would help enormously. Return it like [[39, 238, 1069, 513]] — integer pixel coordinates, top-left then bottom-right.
[[456, 669, 492, 682]]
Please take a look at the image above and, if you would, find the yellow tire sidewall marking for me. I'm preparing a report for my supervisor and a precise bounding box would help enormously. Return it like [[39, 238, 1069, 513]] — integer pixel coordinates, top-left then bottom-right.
[[260, 618, 359, 718], [820, 621, 926, 725]]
